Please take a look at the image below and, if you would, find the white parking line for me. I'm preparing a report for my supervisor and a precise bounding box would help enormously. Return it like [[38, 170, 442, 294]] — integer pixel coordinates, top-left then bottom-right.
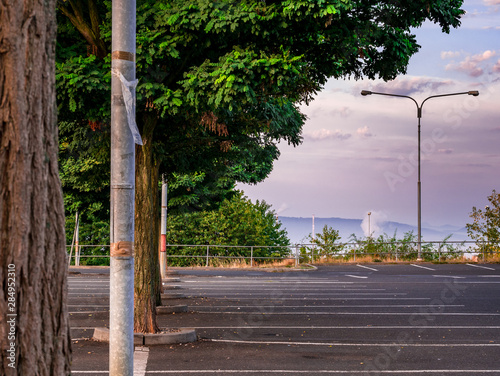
[[345, 275, 368, 279], [467, 263, 496, 271], [197, 312, 500, 316], [207, 338, 500, 347], [134, 347, 149, 376], [410, 264, 435, 271], [187, 325, 500, 329], [356, 264, 378, 271], [432, 275, 465, 279], [187, 297, 430, 300], [70, 370, 500, 374], [184, 281, 349, 284], [186, 287, 385, 291], [193, 304, 464, 309], [194, 292, 404, 296]]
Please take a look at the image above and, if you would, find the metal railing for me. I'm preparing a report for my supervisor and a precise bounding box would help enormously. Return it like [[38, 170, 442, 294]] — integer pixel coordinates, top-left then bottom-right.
[[67, 241, 499, 266]]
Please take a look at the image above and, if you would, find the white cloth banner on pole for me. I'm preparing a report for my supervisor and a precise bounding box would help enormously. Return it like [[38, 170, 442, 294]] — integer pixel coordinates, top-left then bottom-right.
[[112, 68, 143, 145]]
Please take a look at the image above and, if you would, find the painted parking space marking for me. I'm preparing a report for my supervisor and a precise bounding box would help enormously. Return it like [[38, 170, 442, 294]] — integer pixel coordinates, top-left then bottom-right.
[[357, 264, 378, 271], [186, 297, 431, 300], [191, 304, 464, 309], [190, 292, 406, 296], [410, 264, 435, 271], [207, 338, 500, 347], [134, 347, 149, 376], [345, 275, 368, 279], [196, 311, 500, 316], [432, 275, 465, 279], [186, 325, 500, 329], [182, 286, 387, 292], [466, 263, 496, 271], [70, 370, 500, 374]]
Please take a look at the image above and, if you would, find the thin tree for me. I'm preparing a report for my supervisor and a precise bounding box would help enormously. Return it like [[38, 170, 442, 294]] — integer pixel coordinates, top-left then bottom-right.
[[466, 190, 500, 256], [0, 0, 72, 374]]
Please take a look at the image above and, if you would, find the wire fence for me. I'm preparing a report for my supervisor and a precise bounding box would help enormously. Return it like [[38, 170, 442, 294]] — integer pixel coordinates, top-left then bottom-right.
[[67, 240, 499, 267]]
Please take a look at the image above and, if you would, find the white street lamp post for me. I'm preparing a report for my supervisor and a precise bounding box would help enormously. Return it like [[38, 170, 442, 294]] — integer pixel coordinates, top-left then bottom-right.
[[361, 90, 479, 260]]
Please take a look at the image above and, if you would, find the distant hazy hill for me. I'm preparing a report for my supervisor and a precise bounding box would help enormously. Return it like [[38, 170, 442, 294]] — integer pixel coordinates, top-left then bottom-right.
[[278, 216, 469, 244]]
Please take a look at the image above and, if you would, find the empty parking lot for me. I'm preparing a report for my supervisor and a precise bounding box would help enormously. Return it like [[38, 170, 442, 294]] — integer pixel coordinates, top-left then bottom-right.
[[70, 263, 500, 375]]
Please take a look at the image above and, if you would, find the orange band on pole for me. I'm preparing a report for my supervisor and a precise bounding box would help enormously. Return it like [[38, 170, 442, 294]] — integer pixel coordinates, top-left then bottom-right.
[[160, 235, 166, 252], [110, 241, 134, 257], [111, 50, 135, 62]]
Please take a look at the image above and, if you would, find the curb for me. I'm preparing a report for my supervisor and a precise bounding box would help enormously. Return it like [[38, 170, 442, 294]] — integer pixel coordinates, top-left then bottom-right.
[[161, 293, 186, 300], [93, 327, 197, 345]]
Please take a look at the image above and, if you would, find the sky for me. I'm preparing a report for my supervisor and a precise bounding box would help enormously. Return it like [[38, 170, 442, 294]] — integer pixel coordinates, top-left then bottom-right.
[[238, 0, 500, 233]]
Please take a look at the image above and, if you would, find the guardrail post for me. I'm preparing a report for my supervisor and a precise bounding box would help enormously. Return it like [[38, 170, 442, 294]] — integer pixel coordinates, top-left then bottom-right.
[[353, 246, 356, 262], [206, 245, 210, 267], [295, 246, 299, 267], [75, 211, 80, 266], [250, 246, 254, 267], [160, 177, 168, 278]]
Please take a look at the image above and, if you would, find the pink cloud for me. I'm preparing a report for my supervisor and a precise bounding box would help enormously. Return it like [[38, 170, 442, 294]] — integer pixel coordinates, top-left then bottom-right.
[[441, 51, 462, 60], [356, 126, 373, 138], [483, 0, 500, 6], [472, 50, 496, 62], [363, 77, 453, 96], [493, 59, 500, 72], [445, 50, 497, 77], [306, 129, 352, 141]]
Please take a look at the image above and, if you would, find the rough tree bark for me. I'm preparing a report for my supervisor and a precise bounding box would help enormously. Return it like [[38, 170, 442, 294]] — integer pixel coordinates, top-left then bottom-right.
[[134, 112, 162, 333], [0, 0, 72, 374]]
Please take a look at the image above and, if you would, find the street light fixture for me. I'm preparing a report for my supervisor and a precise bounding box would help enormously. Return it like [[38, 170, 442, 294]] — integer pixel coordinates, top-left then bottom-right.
[[361, 89, 479, 260]]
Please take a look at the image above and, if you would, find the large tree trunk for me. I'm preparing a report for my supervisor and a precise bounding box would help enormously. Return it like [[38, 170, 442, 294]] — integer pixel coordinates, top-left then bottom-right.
[[134, 112, 162, 333], [0, 0, 72, 374]]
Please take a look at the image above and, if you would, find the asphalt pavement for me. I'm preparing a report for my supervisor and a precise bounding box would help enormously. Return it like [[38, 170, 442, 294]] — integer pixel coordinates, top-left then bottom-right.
[[69, 263, 500, 375]]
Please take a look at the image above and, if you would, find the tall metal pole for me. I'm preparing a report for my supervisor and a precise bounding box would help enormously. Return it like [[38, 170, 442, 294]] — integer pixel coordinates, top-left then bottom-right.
[[416, 113, 422, 260], [160, 176, 168, 279], [361, 90, 479, 261], [110, 0, 136, 373]]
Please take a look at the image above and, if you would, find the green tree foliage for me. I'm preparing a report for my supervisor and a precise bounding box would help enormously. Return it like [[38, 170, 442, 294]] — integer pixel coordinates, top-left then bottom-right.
[[305, 225, 343, 261], [166, 192, 290, 265], [466, 190, 500, 255], [59, 119, 111, 264], [56, 0, 465, 331], [301, 229, 463, 262], [348, 231, 462, 261], [56, 0, 466, 215]]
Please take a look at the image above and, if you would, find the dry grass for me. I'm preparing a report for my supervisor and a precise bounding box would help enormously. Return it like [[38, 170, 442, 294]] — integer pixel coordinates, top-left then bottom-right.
[[482, 253, 500, 263], [174, 251, 500, 268], [197, 257, 300, 269]]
